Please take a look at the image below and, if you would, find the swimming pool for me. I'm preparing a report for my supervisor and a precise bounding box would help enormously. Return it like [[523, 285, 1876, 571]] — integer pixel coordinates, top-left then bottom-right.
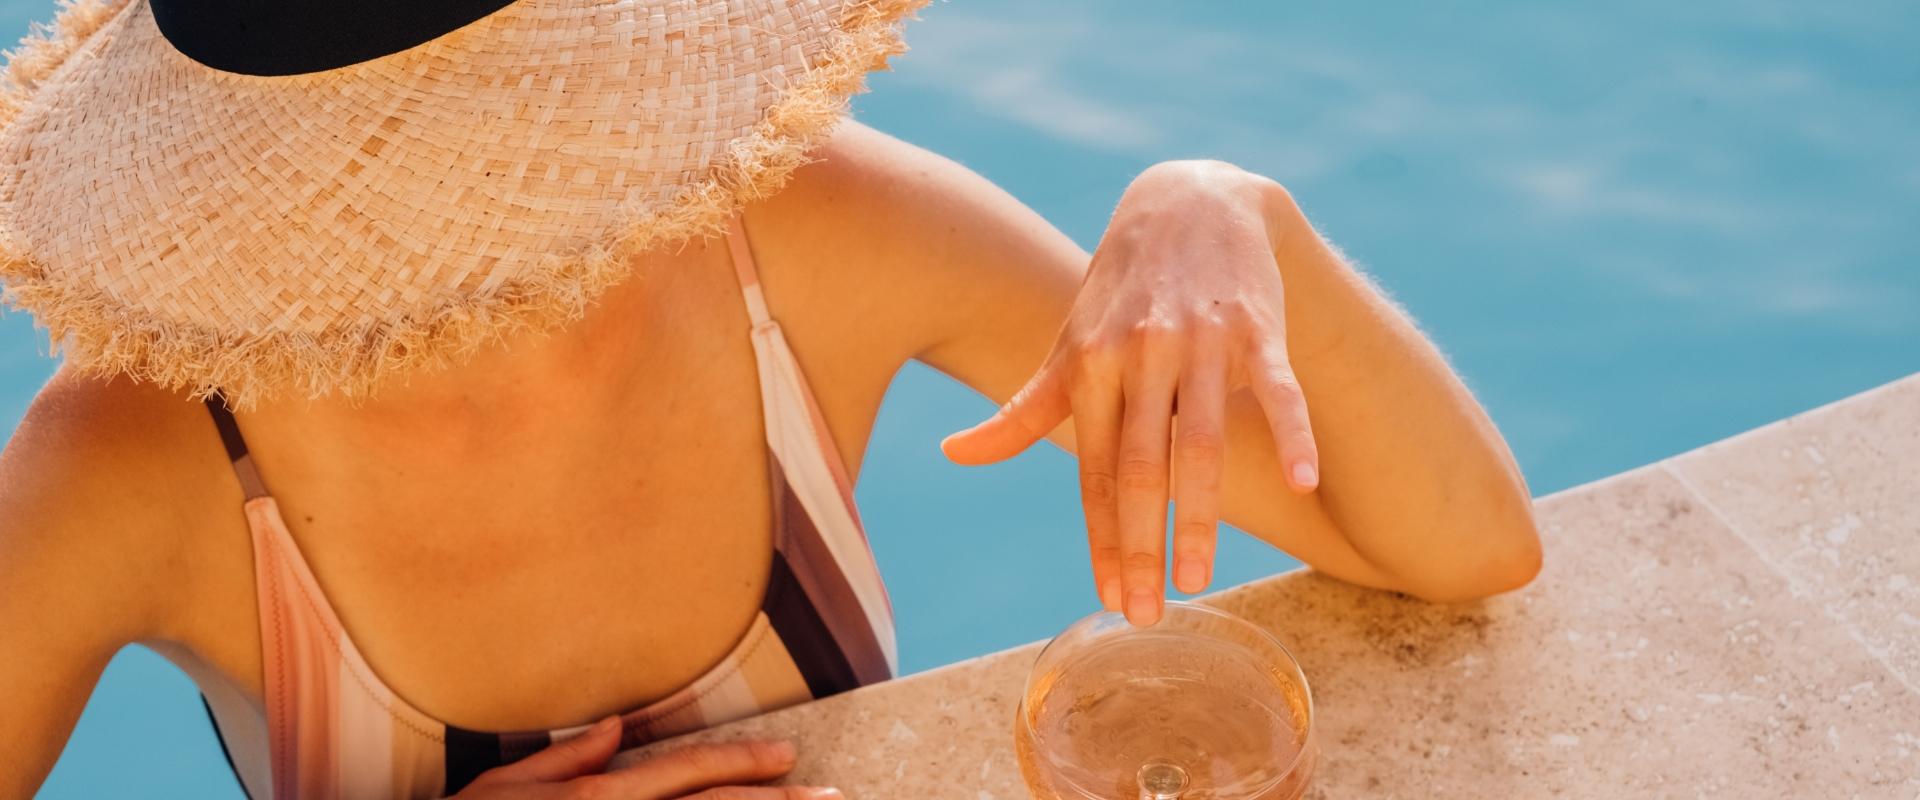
[[6, 0, 1916, 795]]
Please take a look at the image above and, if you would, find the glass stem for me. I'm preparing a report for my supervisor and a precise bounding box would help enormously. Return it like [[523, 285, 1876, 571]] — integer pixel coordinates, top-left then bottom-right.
[[1137, 761, 1189, 799]]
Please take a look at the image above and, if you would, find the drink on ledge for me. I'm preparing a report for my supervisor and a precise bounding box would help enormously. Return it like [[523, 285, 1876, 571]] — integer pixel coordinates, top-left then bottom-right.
[[1013, 601, 1316, 799]]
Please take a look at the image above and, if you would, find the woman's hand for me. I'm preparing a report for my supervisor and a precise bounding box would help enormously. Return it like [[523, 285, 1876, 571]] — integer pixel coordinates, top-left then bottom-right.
[[452, 715, 841, 799], [941, 160, 1318, 628]]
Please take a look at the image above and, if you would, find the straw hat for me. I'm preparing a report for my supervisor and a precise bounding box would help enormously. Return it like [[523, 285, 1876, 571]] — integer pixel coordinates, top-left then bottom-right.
[[0, 0, 923, 407]]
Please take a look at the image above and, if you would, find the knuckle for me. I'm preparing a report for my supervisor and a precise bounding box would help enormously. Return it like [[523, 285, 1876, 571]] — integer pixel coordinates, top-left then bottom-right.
[[1235, 312, 1286, 345], [1126, 318, 1181, 352], [1080, 470, 1119, 506], [1117, 470, 1162, 493], [1260, 368, 1305, 400], [1186, 301, 1234, 329], [1175, 430, 1224, 463], [1216, 297, 1260, 327], [1071, 335, 1117, 366], [673, 743, 734, 775], [1282, 408, 1316, 437], [1173, 521, 1217, 550], [1090, 544, 1124, 564], [1121, 320, 1182, 360], [1011, 375, 1058, 407], [1187, 315, 1230, 343], [1122, 550, 1164, 576], [1114, 453, 1166, 490], [746, 740, 792, 769]]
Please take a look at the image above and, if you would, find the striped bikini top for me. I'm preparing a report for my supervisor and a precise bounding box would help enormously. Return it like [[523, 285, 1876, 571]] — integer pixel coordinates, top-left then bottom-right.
[[195, 215, 897, 800]]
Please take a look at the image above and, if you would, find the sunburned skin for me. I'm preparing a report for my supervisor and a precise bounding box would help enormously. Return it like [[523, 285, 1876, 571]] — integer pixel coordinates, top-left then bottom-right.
[[0, 120, 1540, 798]]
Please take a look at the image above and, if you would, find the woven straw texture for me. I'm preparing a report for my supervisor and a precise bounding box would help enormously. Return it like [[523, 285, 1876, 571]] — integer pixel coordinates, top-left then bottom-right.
[[0, 0, 924, 406]]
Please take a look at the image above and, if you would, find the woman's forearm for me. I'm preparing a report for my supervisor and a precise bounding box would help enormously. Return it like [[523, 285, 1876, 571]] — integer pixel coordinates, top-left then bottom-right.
[[1216, 175, 1542, 601]]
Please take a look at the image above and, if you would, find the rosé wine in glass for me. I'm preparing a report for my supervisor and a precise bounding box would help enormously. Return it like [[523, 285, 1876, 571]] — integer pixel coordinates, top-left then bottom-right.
[[1013, 601, 1315, 799]]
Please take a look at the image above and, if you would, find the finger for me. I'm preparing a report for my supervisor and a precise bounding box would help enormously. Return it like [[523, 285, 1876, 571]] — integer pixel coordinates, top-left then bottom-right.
[[1115, 327, 1180, 627], [1171, 344, 1227, 595], [476, 715, 623, 785], [941, 361, 1071, 466], [594, 740, 797, 799], [1247, 345, 1320, 493], [677, 787, 844, 800], [1070, 359, 1126, 612]]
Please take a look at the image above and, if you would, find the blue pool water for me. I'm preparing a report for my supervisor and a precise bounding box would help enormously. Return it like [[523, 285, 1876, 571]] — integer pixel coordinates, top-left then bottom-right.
[[5, 0, 1917, 796]]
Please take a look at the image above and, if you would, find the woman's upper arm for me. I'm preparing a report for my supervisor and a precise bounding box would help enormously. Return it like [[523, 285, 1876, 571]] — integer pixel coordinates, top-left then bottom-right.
[[0, 373, 204, 795], [785, 121, 1088, 445]]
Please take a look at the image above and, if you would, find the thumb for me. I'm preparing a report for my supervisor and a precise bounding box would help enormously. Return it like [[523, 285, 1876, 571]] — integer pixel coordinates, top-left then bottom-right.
[[483, 715, 623, 784], [941, 365, 1070, 466]]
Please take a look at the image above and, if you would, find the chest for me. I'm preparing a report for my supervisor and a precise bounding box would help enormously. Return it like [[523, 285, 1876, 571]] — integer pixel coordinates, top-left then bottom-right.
[[174, 299, 891, 733]]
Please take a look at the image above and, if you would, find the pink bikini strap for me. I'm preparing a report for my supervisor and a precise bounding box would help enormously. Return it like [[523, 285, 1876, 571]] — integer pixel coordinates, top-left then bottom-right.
[[723, 213, 774, 328]]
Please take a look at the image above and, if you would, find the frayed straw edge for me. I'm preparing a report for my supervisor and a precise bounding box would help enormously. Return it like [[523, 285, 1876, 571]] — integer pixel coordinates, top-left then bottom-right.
[[0, 0, 930, 410], [0, 0, 127, 129]]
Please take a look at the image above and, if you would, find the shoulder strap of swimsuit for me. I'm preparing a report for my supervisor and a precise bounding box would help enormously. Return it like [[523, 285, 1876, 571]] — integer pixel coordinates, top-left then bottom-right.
[[723, 213, 774, 328], [719, 212, 899, 675], [203, 394, 270, 500]]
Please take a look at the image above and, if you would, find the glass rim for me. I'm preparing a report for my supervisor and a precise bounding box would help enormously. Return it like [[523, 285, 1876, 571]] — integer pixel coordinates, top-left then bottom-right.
[[1017, 599, 1317, 797]]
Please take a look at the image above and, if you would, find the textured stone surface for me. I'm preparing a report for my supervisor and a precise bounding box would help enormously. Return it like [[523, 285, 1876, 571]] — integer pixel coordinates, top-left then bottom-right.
[[616, 375, 1920, 798], [1669, 374, 1920, 694]]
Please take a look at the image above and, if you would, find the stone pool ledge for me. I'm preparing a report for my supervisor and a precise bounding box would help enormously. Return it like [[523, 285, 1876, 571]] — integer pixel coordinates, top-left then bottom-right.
[[617, 373, 1920, 797]]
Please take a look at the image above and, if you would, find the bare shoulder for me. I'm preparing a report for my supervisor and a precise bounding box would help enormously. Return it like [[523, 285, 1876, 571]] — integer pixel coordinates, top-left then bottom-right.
[[4, 368, 229, 509], [746, 118, 978, 307], [763, 119, 1079, 264], [0, 369, 234, 644], [767, 119, 960, 221]]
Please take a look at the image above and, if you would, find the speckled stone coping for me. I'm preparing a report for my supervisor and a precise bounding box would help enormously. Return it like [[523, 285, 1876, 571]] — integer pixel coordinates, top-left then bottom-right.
[[615, 374, 1920, 798]]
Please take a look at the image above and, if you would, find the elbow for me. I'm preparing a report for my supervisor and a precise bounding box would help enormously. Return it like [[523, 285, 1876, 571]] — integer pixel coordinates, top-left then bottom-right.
[[1396, 498, 1545, 604], [1425, 450, 1546, 602], [1466, 517, 1545, 599]]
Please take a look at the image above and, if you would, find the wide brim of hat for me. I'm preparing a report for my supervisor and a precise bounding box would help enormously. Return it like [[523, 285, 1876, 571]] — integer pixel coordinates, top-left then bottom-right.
[[0, 0, 924, 407]]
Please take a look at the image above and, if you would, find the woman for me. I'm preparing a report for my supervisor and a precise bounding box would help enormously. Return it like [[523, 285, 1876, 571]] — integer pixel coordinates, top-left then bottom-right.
[[0, 0, 1541, 797]]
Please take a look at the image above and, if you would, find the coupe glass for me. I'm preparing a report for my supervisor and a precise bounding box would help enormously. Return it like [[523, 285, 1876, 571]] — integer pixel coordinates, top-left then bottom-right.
[[1012, 600, 1316, 799]]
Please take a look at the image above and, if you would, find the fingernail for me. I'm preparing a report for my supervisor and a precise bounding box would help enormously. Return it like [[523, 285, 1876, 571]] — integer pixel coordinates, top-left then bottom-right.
[[1291, 461, 1318, 490], [594, 715, 620, 735], [1099, 578, 1122, 611], [1125, 588, 1160, 626], [770, 740, 797, 763], [1175, 559, 1207, 594], [805, 790, 844, 799]]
